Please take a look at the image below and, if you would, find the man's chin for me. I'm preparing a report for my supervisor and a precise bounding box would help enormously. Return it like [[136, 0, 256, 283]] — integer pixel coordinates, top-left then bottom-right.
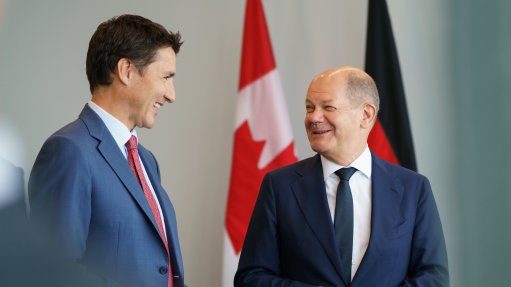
[[141, 118, 156, 129], [309, 144, 329, 155]]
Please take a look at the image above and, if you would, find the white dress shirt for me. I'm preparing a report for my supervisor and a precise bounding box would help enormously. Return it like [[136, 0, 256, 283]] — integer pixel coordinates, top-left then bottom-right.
[[321, 145, 372, 281], [88, 101, 167, 237]]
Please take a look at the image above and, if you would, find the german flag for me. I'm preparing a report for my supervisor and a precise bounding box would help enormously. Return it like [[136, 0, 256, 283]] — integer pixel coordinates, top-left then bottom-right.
[[365, 0, 417, 171]]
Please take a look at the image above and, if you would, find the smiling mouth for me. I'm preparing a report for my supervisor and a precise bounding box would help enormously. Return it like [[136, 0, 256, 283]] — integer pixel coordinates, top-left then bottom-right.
[[153, 102, 162, 109], [312, 129, 331, 135]]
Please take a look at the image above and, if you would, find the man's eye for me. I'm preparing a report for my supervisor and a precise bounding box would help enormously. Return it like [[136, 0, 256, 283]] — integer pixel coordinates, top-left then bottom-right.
[[325, 106, 336, 111], [305, 106, 314, 112]]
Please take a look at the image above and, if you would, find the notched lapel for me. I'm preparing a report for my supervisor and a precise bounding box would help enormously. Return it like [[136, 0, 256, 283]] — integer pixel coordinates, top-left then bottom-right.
[[139, 148, 184, 276], [353, 154, 404, 283], [291, 155, 344, 281], [97, 140, 161, 233], [370, 159, 404, 241], [79, 105, 161, 237]]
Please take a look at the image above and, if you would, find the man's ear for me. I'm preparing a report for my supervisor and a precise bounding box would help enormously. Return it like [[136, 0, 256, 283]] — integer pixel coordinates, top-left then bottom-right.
[[116, 58, 132, 86], [361, 102, 377, 129]]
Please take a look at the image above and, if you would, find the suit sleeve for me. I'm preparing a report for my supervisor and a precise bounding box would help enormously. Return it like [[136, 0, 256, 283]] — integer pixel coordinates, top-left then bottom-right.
[[29, 135, 92, 260], [234, 174, 321, 287], [400, 177, 449, 287]]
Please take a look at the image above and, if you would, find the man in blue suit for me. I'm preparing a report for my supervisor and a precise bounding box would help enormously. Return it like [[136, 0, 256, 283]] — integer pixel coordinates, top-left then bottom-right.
[[29, 15, 185, 287], [235, 67, 449, 286]]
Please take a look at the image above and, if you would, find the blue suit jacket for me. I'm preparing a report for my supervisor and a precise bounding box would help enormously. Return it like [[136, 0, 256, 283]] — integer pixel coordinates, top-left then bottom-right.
[[235, 153, 448, 287], [29, 105, 185, 287]]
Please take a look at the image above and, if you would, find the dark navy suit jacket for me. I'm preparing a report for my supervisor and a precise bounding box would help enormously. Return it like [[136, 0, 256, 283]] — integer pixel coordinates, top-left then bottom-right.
[[235, 153, 448, 287], [29, 105, 185, 287]]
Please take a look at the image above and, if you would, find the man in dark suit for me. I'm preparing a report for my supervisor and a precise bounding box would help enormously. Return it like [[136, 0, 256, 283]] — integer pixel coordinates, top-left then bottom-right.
[[235, 67, 449, 286], [29, 15, 185, 287]]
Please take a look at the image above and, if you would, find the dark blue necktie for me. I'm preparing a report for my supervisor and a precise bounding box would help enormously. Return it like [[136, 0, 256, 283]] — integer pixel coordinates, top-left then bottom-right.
[[334, 167, 357, 284]]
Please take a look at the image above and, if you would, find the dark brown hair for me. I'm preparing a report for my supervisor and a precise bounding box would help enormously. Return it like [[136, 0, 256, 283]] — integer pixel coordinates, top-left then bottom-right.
[[86, 14, 183, 93]]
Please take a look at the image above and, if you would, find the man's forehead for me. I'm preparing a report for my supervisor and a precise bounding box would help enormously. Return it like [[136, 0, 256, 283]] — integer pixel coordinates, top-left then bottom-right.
[[150, 48, 176, 69], [307, 82, 345, 99], [305, 91, 339, 102], [310, 75, 346, 90]]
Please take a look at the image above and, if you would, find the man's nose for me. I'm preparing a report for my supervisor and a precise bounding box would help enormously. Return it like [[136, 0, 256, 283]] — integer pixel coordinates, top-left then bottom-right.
[[307, 108, 324, 122], [165, 86, 176, 103]]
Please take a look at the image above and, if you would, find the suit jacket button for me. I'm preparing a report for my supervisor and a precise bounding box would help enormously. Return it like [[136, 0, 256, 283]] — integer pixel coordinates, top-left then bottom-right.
[[159, 266, 168, 275]]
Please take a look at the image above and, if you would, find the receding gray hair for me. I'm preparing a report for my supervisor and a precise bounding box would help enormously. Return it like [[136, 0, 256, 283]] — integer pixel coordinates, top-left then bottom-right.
[[345, 70, 380, 112]]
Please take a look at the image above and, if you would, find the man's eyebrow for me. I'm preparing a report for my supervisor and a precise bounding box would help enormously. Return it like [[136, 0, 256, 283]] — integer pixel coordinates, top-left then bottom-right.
[[306, 99, 335, 104]]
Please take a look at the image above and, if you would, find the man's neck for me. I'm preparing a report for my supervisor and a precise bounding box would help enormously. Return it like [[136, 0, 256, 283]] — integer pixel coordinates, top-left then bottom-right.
[[91, 89, 134, 130], [322, 142, 368, 166]]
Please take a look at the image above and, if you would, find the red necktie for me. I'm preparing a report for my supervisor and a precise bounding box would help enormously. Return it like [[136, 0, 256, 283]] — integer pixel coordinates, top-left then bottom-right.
[[126, 135, 173, 287]]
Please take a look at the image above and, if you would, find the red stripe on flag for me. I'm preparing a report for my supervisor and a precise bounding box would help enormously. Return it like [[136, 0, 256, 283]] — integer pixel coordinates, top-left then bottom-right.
[[368, 119, 399, 165], [238, 0, 276, 91]]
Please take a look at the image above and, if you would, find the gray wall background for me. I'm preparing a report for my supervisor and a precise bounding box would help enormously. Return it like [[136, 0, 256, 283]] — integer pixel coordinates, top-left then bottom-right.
[[0, 0, 509, 286]]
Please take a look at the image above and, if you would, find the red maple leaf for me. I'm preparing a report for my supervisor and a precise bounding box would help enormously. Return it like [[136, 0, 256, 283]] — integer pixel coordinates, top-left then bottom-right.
[[225, 121, 297, 254]]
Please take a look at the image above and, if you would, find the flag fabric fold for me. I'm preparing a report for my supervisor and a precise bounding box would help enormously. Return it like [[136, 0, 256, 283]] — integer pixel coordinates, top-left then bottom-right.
[[222, 0, 298, 286]]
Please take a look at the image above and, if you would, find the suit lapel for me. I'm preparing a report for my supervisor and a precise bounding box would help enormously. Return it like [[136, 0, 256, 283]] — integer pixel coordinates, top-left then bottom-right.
[[139, 147, 184, 276], [352, 153, 403, 284], [291, 155, 345, 282], [79, 105, 161, 237]]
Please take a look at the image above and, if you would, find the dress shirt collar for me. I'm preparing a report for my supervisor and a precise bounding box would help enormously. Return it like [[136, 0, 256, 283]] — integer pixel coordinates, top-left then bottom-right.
[[320, 145, 372, 180], [88, 101, 138, 156]]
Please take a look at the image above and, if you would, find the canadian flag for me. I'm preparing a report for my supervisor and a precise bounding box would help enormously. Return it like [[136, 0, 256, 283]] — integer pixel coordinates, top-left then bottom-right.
[[222, 0, 298, 285]]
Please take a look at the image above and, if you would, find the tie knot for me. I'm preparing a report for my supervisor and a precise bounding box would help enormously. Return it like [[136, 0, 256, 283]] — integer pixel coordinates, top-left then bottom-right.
[[335, 167, 357, 181], [125, 135, 138, 151]]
